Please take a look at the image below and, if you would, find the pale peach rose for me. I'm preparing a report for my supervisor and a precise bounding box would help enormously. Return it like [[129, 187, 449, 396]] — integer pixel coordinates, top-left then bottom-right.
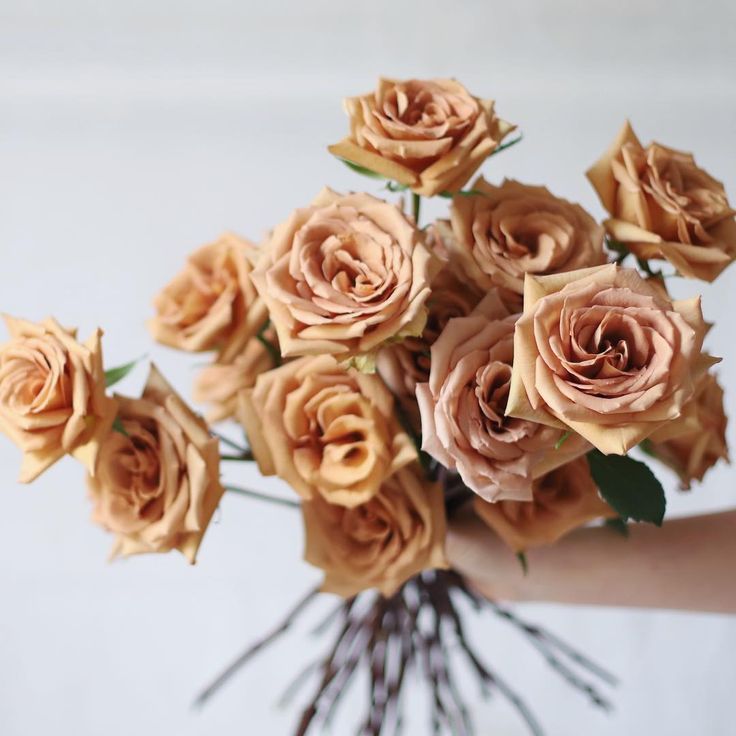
[[474, 457, 614, 553], [89, 364, 223, 563], [238, 355, 416, 507], [251, 189, 436, 368], [192, 326, 278, 423], [0, 315, 117, 482], [148, 232, 268, 362], [416, 291, 589, 503], [587, 121, 736, 282], [646, 372, 729, 489], [329, 78, 515, 197], [303, 464, 447, 597], [445, 177, 606, 295], [507, 264, 713, 456]]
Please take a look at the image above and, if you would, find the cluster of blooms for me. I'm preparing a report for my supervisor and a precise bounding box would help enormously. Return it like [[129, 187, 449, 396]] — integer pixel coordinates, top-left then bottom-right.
[[1, 77, 732, 601]]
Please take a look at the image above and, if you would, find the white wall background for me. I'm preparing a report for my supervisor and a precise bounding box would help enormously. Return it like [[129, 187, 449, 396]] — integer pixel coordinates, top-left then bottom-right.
[[1, 1, 735, 734]]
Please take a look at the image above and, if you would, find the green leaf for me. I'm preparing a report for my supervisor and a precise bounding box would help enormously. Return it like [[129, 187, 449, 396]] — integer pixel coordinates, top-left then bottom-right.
[[337, 158, 387, 180], [105, 358, 141, 388], [385, 181, 409, 192], [554, 430, 572, 450], [586, 449, 666, 526], [516, 551, 529, 576], [604, 517, 630, 538], [437, 188, 487, 199], [112, 416, 129, 437]]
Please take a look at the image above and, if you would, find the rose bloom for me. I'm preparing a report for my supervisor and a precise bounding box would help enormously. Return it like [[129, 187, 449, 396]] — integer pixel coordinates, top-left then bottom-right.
[[238, 355, 416, 507], [646, 372, 729, 489], [193, 326, 278, 423], [446, 177, 605, 296], [149, 232, 268, 362], [302, 464, 447, 597], [474, 457, 614, 553], [507, 263, 712, 456], [0, 315, 116, 482], [587, 121, 736, 282], [328, 77, 515, 197], [89, 365, 223, 563], [416, 291, 588, 502], [251, 189, 435, 368]]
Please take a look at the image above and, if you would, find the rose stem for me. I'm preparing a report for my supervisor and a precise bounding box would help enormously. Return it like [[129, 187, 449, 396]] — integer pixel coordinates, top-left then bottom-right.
[[412, 192, 421, 225], [223, 484, 300, 508], [210, 430, 249, 454], [220, 450, 255, 462], [192, 585, 320, 709], [490, 132, 524, 156]]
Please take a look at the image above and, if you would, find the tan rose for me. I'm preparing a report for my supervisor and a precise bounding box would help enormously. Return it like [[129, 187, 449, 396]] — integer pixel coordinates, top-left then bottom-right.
[[192, 326, 278, 423], [148, 232, 268, 362], [0, 315, 116, 482], [473, 457, 614, 553], [251, 189, 436, 368], [303, 464, 447, 597], [416, 291, 589, 503], [646, 372, 729, 489], [329, 78, 514, 197], [587, 121, 736, 282], [89, 364, 223, 563], [507, 264, 713, 456], [238, 355, 416, 507], [445, 177, 606, 296]]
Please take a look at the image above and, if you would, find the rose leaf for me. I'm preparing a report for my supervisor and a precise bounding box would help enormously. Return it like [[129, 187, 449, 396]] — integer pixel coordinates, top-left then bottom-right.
[[105, 357, 142, 388], [587, 449, 666, 526]]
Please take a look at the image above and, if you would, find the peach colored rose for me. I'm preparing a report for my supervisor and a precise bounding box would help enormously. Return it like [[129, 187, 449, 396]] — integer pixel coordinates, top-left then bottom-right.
[[238, 355, 416, 507], [445, 177, 606, 296], [507, 264, 713, 456], [328, 78, 514, 197], [0, 315, 116, 482], [251, 189, 436, 368], [474, 457, 614, 553], [416, 292, 589, 503], [192, 326, 278, 423], [303, 464, 447, 597], [148, 232, 268, 362], [645, 372, 729, 489], [89, 364, 223, 563], [587, 121, 736, 282]]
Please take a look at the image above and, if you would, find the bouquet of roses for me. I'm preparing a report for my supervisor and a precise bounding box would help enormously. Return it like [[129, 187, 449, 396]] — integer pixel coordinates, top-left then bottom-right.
[[1, 76, 732, 735]]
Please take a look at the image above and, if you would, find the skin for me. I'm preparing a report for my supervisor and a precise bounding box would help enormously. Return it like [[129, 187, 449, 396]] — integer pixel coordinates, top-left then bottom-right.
[[446, 508, 736, 614]]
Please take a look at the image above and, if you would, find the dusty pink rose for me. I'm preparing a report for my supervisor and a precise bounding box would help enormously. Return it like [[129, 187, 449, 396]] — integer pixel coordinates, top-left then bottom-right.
[[303, 464, 447, 597], [149, 232, 268, 362], [328, 78, 515, 196], [446, 177, 606, 295], [238, 355, 416, 507], [89, 365, 223, 563], [0, 315, 117, 482], [251, 189, 435, 368], [587, 121, 736, 282], [507, 264, 712, 455], [416, 291, 588, 502]]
